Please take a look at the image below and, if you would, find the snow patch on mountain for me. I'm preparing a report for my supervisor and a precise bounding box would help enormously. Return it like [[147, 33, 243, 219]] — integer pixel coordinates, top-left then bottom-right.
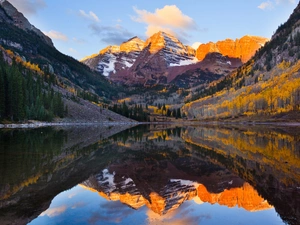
[[161, 32, 187, 55], [170, 179, 199, 188], [99, 54, 116, 76], [124, 60, 133, 68], [169, 57, 198, 67], [101, 169, 116, 188], [81, 37, 145, 75]]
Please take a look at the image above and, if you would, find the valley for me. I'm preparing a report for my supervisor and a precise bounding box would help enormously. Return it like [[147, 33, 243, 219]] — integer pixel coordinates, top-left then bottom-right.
[[0, 0, 299, 124], [0, 1, 300, 225]]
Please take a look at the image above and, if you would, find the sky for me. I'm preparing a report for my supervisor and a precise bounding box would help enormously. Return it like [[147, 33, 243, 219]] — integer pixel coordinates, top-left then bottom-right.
[[7, 0, 298, 60]]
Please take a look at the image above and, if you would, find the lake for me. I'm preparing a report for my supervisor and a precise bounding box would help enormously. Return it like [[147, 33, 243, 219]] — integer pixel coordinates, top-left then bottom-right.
[[0, 124, 299, 225]]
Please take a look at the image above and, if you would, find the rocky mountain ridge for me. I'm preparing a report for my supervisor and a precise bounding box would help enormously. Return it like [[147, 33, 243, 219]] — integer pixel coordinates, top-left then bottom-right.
[[82, 31, 267, 87], [82, 32, 197, 80], [0, 0, 134, 123], [81, 37, 145, 76], [196, 35, 269, 63], [0, 0, 53, 46], [0, 0, 121, 99], [81, 168, 271, 215], [182, 1, 300, 120]]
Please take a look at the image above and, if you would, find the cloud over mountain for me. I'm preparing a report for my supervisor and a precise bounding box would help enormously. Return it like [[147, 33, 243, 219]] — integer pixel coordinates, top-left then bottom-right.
[[131, 5, 197, 38], [43, 30, 68, 41], [258, 0, 296, 10]]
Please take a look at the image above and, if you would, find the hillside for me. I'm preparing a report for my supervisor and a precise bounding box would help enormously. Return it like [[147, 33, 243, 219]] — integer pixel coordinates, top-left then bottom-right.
[[183, 2, 300, 121], [0, 0, 134, 124], [0, 0, 120, 99], [0, 46, 134, 123]]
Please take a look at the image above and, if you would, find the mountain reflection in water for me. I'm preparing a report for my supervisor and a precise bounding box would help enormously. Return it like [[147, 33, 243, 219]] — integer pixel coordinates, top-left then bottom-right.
[[0, 124, 299, 225]]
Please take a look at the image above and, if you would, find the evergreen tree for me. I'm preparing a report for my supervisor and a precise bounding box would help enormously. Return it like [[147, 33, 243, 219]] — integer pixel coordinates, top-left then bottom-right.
[[162, 103, 166, 112], [0, 51, 65, 122], [176, 108, 181, 118], [122, 101, 129, 117], [166, 108, 171, 117], [172, 109, 176, 118]]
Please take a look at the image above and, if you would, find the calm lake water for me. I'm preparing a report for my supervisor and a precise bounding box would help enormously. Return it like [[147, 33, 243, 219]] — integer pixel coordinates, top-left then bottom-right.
[[0, 124, 299, 225]]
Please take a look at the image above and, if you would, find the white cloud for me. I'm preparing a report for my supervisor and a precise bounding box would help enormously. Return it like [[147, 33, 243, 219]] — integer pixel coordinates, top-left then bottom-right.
[[258, 1, 274, 10], [41, 205, 67, 218], [131, 5, 197, 38], [79, 10, 100, 23], [258, 0, 296, 10], [8, 0, 46, 16], [275, 0, 296, 4], [192, 42, 202, 50], [43, 30, 68, 41]]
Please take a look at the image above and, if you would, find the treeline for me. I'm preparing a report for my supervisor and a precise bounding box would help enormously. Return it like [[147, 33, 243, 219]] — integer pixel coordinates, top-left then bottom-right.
[[108, 102, 150, 122], [155, 103, 184, 119], [185, 61, 300, 120], [185, 61, 253, 104], [165, 108, 182, 119], [0, 53, 65, 122], [77, 90, 99, 103], [0, 21, 121, 99]]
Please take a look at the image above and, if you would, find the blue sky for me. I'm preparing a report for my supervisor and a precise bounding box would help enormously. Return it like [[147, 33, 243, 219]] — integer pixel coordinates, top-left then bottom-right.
[[8, 0, 298, 60]]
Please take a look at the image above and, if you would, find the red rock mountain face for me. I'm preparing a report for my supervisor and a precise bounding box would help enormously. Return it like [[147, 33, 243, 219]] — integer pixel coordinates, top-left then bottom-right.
[[168, 52, 243, 88], [82, 32, 267, 86], [196, 36, 269, 63], [81, 168, 272, 215], [110, 32, 198, 86]]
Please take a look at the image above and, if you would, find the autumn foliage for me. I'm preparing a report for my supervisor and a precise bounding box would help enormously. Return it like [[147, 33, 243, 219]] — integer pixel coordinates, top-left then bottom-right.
[[183, 60, 300, 119]]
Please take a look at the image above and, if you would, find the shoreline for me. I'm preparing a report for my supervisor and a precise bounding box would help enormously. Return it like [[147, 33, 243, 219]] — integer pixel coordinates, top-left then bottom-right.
[[0, 121, 140, 129], [1, 120, 300, 129]]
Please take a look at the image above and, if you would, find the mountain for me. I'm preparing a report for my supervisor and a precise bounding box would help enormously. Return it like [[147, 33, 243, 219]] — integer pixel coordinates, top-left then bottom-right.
[[81, 37, 145, 76], [0, 0, 119, 99], [168, 52, 242, 88], [196, 35, 269, 63], [183, 2, 300, 121], [111, 31, 197, 86], [0, 0, 53, 46], [82, 31, 198, 86], [142, 31, 196, 63], [0, 43, 133, 123], [81, 169, 271, 215], [0, 0, 134, 123], [83, 32, 265, 88]]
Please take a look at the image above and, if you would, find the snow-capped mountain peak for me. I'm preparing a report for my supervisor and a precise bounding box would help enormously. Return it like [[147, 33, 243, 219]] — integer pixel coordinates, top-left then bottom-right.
[[99, 45, 120, 54], [81, 37, 145, 76], [141, 31, 196, 67], [145, 31, 190, 55], [81, 31, 198, 81], [120, 36, 145, 53]]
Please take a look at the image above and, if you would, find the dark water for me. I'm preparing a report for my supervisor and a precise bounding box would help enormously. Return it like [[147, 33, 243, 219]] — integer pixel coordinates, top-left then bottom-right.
[[0, 124, 299, 225]]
